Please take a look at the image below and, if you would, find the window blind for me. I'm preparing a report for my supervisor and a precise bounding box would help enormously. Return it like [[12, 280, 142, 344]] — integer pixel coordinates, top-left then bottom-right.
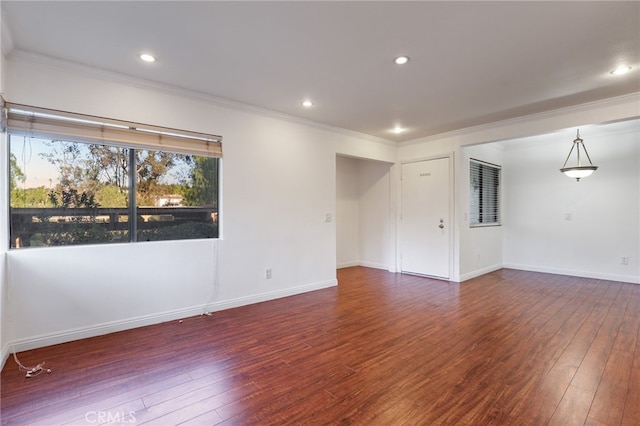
[[470, 159, 501, 226], [4, 102, 222, 157]]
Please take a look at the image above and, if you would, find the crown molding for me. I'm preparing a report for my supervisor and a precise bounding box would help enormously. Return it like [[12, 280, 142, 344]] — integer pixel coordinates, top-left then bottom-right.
[[401, 92, 640, 148], [1, 14, 14, 57], [6, 49, 397, 148], [9, 48, 635, 152]]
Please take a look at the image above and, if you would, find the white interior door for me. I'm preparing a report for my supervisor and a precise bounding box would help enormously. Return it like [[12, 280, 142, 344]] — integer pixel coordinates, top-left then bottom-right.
[[401, 158, 451, 278]]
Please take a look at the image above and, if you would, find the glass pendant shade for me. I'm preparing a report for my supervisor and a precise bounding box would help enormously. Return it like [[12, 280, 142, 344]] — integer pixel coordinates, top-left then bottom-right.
[[560, 130, 598, 181], [560, 166, 597, 179]]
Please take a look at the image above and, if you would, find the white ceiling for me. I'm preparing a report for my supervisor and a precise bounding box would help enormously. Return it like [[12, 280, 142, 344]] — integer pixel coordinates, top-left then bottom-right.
[[497, 117, 639, 150], [2, 1, 639, 142]]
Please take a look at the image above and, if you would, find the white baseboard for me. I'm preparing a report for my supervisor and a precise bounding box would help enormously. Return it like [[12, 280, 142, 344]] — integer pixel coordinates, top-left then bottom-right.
[[1, 342, 9, 371], [459, 264, 503, 282], [337, 261, 360, 269], [6, 278, 337, 354], [459, 262, 639, 285], [358, 261, 391, 271], [201, 278, 337, 313], [503, 263, 640, 285], [337, 261, 390, 271]]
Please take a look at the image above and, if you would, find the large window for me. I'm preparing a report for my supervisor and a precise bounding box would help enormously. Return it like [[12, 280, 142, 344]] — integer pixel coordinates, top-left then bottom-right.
[[470, 159, 501, 227], [6, 102, 221, 248]]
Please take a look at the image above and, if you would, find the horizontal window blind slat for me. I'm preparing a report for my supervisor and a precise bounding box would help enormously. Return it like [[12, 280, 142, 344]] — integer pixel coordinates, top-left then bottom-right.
[[469, 159, 501, 226], [6, 102, 222, 157]]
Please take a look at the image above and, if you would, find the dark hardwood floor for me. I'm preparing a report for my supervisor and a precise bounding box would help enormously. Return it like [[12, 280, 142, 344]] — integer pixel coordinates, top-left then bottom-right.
[[1, 267, 639, 425]]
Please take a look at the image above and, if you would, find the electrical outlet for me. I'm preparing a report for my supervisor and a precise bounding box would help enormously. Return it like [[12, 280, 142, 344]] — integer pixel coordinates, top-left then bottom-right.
[[621, 257, 629, 265], [265, 268, 272, 279], [564, 213, 572, 221]]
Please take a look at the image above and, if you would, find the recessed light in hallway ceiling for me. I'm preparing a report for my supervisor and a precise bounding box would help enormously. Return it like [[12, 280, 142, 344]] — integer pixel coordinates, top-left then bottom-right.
[[610, 65, 632, 75], [393, 56, 410, 65], [139, 53, 156, 63]]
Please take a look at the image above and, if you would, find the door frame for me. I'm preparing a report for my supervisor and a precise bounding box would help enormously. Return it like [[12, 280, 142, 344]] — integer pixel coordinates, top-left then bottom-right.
[[397, 153, 455, 280]]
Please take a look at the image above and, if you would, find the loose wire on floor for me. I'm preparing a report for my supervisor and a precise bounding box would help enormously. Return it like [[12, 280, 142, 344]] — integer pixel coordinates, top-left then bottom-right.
[[12, 348, 51, 378]]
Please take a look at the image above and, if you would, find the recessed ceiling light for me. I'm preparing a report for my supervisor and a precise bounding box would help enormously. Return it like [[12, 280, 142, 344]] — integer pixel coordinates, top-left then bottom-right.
[[301, 100, 314, 108], [610, 65, 632, 75], [391, 127, 405, 134], [140, 53, 156, 63], [394, 56, 410, 65]]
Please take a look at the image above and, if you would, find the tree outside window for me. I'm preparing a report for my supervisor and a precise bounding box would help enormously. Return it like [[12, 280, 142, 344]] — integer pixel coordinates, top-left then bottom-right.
[[9, 135, 219, 248]]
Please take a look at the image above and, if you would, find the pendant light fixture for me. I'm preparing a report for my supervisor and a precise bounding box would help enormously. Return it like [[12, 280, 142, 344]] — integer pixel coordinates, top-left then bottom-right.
[[560, 129, 598, 181]]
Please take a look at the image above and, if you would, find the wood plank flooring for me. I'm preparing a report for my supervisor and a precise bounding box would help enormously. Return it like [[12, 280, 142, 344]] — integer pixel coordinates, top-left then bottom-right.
[[1, 267, 639, 425]]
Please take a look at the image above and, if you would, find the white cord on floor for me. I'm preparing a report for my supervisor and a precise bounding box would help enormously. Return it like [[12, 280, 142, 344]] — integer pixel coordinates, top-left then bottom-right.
[[12, 348, 52, 378]]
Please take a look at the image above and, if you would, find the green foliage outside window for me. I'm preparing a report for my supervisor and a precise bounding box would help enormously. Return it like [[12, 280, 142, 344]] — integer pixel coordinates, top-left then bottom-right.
[[9, 136, 219, 248]]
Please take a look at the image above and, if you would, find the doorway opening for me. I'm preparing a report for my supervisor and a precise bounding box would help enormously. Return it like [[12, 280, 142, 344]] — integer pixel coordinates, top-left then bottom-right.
[[336, 155, 393, 272]]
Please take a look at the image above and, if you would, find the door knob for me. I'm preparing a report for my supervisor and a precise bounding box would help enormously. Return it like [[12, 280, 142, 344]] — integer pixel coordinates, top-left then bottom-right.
[[439, 223, 444, 229]]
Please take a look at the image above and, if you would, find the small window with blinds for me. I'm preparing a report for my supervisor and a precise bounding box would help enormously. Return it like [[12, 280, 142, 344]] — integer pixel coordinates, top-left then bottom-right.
[[469, 159, 501, 227], [5, 101, 222, 248]]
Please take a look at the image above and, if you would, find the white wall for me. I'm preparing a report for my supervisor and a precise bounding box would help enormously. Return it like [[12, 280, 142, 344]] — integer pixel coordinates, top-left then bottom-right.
[[2, 54, 395, 352], [0, 6, 9, 365], [336, 156, 392, 270], [459, 144, 504, 280], [398, 93, 639, 282], [502, 120, 640, 283], [358, 160, 392, 270], [336, 156, 360, 267], [2, 49, 638, 360], [0, 127, 6, 364]]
